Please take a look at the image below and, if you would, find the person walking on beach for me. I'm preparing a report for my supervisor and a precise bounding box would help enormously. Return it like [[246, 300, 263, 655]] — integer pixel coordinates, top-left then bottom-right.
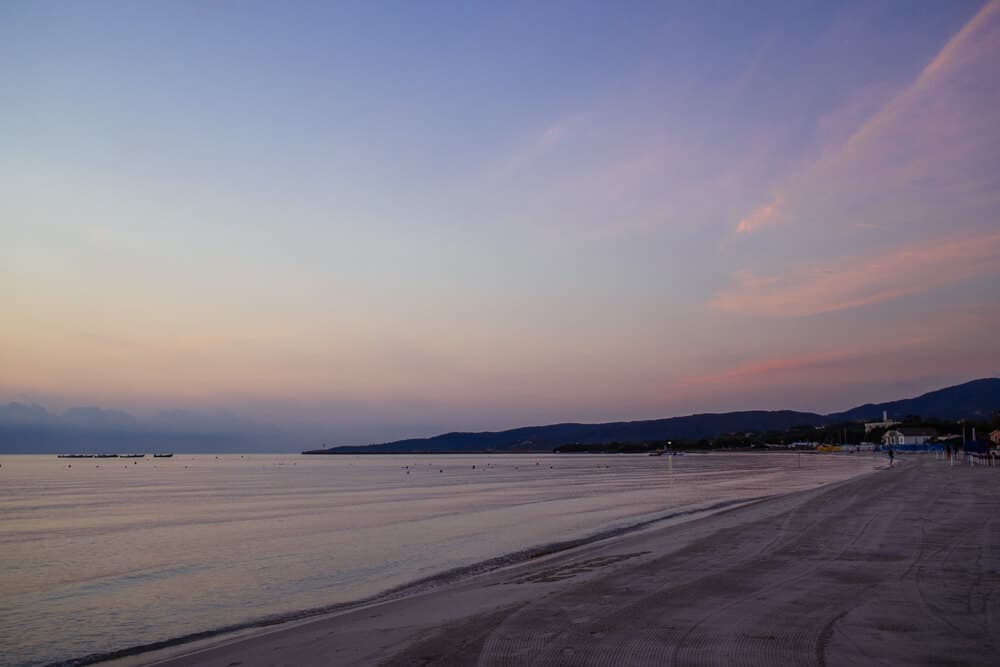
[[888, 447, 895, 467]]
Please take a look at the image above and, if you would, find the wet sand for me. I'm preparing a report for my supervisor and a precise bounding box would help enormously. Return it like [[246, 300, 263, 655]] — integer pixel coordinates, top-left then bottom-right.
[[135, 457, 1000, 666]]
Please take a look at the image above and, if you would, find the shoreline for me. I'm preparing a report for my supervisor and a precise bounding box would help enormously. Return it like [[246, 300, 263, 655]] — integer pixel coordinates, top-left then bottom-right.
[[87, 458, 896, 667], [106, 455, 1000, 666], [5, 451, 872, 667], [65, 494, 780, 667]]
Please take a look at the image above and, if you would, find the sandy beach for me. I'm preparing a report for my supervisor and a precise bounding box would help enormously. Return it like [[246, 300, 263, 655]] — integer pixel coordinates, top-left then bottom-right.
[[123, 456, 999, 667]]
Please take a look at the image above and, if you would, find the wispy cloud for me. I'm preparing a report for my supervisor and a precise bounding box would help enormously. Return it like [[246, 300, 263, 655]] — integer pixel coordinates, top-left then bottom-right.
[[669, 299, 1000, 412], [732, 0, 1000, 238], [713, 231, 1000, 318], [736, 195, 784, 234], [721, 0, 1000, 321], [679, 336, 930, 390], [493, 112, 592, 179], [841, 0, 999, 156]]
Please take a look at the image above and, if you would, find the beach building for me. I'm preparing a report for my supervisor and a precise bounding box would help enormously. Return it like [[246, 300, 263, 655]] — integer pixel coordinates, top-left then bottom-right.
[[864, 411, 899, 433], [882, 427, 936, 447]]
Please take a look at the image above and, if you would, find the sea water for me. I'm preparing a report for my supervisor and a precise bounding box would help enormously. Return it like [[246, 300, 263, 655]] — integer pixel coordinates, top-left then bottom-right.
[[0, 452, 876, 666]]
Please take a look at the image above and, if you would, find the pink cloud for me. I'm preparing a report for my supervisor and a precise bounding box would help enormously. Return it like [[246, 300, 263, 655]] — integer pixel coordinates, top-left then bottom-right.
[[736, 195, 785, 234], [713, 231, 1000, 318], [733, 0, 1000, 237], [679, 338, 929, 390], [661, 302, 1000, 414], [845, 0, 1000, 154], [486, 113, 593, 187]]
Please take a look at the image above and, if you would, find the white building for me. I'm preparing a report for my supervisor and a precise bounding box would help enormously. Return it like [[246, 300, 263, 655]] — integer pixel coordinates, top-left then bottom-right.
[[865, 410, 899, 433], [882, 427, 936, 446], [789, 441, 818, 449]]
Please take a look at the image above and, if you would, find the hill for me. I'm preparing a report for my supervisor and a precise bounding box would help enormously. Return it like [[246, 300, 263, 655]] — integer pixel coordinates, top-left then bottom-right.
[[828, 378, 1000, 422], [306, 378, 1000, 454], [308, 410, 827, 454]]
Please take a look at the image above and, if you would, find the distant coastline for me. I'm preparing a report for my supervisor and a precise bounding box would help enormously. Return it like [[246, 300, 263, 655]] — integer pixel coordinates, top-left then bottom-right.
[[302, 378, 1000, 455], [3, 378, 996, 455]]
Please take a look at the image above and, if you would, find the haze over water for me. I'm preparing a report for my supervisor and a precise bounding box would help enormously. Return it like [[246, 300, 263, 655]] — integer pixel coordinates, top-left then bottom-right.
[[1, 452, 877, 666]]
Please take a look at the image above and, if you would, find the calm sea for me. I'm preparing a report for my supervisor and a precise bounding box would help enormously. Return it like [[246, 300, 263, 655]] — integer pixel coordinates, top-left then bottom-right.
[[0, 452, 875, 666]]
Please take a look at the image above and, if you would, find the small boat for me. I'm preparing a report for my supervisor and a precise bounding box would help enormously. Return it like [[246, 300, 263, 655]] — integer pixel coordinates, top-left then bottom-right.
[[57, 454, 94, 459], [153, 453, 173, 458], [95, 453, 119, 458], [120, 454, 146, 458]]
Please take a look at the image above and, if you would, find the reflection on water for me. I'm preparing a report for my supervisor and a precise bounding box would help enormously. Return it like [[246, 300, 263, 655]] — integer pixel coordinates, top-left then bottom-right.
[[0, 452, 874, 666]]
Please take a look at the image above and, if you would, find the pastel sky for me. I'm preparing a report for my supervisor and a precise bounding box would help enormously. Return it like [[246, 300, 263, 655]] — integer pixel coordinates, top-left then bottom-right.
[[3, 1, 999, 443]]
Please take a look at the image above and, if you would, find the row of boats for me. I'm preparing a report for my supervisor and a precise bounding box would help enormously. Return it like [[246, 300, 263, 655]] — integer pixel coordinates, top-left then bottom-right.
[[56, 453, 173, 459]]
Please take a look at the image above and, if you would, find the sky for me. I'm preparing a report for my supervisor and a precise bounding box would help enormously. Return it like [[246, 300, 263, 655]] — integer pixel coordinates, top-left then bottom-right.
[[3, 0, 999, 444]]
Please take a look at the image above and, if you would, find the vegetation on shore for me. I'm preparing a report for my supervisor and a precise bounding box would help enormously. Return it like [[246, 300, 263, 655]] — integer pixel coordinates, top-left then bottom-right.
[[554, 413, 999, 453]]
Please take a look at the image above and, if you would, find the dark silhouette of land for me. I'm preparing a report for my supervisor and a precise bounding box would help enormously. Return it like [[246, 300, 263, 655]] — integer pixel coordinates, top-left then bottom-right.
[[306, 378, 1000, 454], [3, 378, 997, 455]]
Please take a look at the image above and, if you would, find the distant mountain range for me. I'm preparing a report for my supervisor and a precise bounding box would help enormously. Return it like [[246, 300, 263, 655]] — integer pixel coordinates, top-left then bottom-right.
[[307, 378, 1000, 454], [0, 405, 291, 454], [3, 378, 998, 455]]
